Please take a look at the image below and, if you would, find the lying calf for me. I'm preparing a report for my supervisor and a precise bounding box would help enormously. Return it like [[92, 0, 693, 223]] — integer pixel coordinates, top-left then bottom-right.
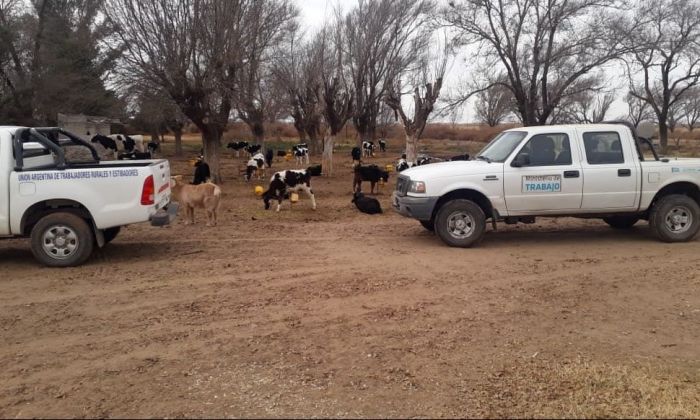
[[352, 192, 382, 215], [170, 176, 222, 226], [262, 169, 317, 212]]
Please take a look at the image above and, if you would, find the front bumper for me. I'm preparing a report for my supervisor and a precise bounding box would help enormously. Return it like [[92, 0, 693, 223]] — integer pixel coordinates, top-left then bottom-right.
[[391, 192, 438, 221], [150, 202, 179, 226]]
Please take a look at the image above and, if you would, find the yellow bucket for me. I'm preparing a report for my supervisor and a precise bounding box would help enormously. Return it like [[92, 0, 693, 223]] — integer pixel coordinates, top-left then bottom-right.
[[385, 164, 394, 172], [290, 192, 300, 203], [254, 186, 263, 196]]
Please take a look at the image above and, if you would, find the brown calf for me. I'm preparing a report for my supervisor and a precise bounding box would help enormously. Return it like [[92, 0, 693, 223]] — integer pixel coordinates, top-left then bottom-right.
[[170, 176, 222, 226]]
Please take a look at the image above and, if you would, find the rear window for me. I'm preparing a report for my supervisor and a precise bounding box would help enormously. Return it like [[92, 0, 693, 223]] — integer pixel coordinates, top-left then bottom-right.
[[583, 132, 624, 164]]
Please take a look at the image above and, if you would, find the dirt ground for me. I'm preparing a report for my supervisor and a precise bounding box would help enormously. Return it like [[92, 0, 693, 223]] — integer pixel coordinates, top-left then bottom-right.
[[1, 139, 699, 418]]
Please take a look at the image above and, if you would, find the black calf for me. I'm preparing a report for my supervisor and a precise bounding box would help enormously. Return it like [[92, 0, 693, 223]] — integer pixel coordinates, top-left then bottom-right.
[[193, 158, 211, 185], [353, 164, 390, 194], [118, 151, 152, 160], [450, 153, 470, 161], [351, 147, 362, 162], [352, 192, 382, 215]]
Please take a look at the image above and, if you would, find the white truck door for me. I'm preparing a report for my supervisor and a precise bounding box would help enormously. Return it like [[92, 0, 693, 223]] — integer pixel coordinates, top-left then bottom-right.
[[503, 131, 583, 213], [577, 129, 640, 210], [0, 130, 11, 235]]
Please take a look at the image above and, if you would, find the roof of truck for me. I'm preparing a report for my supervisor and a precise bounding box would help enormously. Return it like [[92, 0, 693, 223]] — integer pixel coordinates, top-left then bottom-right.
[[503, 124, 631, 133]]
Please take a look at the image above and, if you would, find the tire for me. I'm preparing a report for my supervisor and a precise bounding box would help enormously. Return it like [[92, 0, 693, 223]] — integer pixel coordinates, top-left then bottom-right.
[[30, 212, 95, 267], [603, 215, 640, 229], [420, 220, 435, 232], [434, 199, 486, 248], [649, 194, 700, 243], [103, 227, 121, 244]]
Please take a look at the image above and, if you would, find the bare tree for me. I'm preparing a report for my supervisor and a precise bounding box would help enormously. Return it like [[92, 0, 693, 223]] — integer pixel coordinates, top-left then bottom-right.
[[624, 91, 654, 128], [554, 89, 616, 124], [272, 28, 325, 153], [235, 0, 298, 147], [626, 0, 700, 153], [344, 0, 434, 143], [680, 88, 700, 132], [385, 41, 448, 163], [474, 81, 513, 127], [443, 0, 632, 126], [107, 0, 297, 182]]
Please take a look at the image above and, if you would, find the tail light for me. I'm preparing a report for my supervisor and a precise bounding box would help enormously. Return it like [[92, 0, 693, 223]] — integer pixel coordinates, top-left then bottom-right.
[[141, 175, 155, 205]]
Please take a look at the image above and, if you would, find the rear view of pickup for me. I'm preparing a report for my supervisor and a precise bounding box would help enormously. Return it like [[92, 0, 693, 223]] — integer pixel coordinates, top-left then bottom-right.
[[0, 127, 177, 266]]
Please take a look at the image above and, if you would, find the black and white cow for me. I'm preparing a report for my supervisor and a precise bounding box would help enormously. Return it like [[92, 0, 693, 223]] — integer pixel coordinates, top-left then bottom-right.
[[417, 155, 432, 166], [351, 147, 362, 162], [226, 141, 249, 157], [245, 152, 266, 181], [293, 143, 309, 166], [91, 134, 119, 159], [245, 144, 262, 156], [353, 164, 390, 194], [362, 141, 375, 158], [352, 192, 382, 215], [262, 169, 317, 212], [395, 157, 411, 172], [118, 151, 152, 160], [193, 157, 211, 185], [378, 139, 387, 153]]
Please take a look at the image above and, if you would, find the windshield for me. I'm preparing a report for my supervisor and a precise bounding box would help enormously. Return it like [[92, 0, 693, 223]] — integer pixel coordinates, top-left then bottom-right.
[[477, 131, 527, 163]]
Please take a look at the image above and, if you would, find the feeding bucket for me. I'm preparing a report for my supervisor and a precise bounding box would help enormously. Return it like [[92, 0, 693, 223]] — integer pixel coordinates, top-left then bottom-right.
[[254, 186, 263, 196], [290, 192, 300, 203], [385, 164, 394, 172]]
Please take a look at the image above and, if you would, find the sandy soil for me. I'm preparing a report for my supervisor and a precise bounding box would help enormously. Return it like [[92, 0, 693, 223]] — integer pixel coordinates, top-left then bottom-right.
[[1, 145, 699, 418]]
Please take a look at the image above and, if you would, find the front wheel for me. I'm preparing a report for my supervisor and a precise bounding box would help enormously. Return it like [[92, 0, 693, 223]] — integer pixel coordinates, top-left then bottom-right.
[[434, 199, 486, 248], [30, 212, 95, 267], [649, 194, 700, 243]]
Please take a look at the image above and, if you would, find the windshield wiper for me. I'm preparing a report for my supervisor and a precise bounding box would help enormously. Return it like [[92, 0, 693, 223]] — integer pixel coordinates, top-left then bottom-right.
[[476, 155, 492, 163]]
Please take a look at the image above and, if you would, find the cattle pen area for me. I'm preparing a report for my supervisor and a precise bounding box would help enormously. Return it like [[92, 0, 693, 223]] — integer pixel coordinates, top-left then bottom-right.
[[1, 136, 699, 418]]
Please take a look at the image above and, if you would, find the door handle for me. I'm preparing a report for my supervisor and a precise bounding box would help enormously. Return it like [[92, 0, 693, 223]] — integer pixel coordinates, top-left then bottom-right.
[[618, 169, 631, 177], [563, 170, 580, 178]]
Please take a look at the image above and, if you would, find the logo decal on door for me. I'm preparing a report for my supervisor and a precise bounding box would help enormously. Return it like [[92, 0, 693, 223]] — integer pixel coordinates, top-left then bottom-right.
[[522, 175, 561, 193]]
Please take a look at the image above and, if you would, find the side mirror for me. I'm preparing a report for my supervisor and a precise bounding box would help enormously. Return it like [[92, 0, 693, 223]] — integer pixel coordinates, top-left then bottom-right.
[[511, 154, 528, 168]]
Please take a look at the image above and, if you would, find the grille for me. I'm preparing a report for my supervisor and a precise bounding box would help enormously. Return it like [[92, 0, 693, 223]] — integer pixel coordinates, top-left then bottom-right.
[[396, 175, 410, 196]]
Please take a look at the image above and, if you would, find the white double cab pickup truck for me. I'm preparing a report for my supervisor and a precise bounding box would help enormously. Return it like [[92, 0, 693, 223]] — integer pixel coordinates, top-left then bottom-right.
[[393, 122, 700, 247], [0, 126, 176, 267]]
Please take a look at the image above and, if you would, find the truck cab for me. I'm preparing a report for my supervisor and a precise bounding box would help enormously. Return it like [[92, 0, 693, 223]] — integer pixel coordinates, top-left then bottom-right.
[[393, 123, 700, 247]]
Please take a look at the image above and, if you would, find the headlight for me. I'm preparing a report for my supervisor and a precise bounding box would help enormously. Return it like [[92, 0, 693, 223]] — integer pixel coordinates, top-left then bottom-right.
[[409, 181, 426, 194]]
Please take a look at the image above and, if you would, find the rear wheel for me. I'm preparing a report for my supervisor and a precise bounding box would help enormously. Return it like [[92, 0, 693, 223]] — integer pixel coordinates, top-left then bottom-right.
[[30, 212, 94, 267], [649, 194, 700, 242], [603, 215, 640, 229], [434, 199, 486, 248]]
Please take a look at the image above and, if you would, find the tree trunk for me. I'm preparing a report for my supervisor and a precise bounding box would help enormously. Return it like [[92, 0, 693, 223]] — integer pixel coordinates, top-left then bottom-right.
[[405, 133, 419, 163], [202, 128, 222, 183], [174, 129, 183, 157], [308, 130, 320, 155], [658, 119, 668, 155], [322, 134, 335, 176]]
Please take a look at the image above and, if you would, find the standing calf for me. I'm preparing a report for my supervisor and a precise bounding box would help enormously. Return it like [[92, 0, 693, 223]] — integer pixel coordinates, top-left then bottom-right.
[[170, 176, 222, 226], [353, 164, 390, 194], [245, 153, 266, 181], [262, 169, 317, 212], [193, 157, 211, 185]]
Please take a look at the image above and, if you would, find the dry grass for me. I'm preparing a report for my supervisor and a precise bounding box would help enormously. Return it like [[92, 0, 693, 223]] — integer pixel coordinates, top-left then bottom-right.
[[481, 358, 700, 418]]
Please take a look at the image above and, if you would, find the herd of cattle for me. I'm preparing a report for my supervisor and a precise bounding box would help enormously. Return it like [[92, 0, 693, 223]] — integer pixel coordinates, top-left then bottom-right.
[[90, 134, 160, 160], [142, 136, 471, 225]]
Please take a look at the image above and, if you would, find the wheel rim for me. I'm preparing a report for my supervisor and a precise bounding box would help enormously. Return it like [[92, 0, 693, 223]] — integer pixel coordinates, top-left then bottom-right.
[[42, 225, 79, 260], [446, 211, 475, 239], [664, 206, 693, 234]]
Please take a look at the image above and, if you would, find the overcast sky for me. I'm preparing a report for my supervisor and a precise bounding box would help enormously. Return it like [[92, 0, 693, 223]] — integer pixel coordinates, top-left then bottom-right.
[[296, 0, 629, 123]]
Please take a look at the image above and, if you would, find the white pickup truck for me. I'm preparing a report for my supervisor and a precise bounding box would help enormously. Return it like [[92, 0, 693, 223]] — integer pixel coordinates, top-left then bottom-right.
[[393, 122, 700, 247], [0, 126, 177, 266]]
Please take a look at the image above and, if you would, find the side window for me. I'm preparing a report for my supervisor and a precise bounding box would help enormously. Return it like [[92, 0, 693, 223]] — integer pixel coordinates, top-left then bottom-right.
[[583, 132, 624, 164], [514, 133, 571, 166]]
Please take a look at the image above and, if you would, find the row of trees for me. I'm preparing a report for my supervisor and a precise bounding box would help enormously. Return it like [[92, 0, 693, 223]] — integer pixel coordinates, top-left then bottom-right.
[[1, 0, 699, 179], [460, 0, 700, 151]]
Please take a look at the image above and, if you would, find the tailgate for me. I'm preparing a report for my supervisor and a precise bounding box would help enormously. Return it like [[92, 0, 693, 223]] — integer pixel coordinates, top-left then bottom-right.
[[149, 160, 172, 209]]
